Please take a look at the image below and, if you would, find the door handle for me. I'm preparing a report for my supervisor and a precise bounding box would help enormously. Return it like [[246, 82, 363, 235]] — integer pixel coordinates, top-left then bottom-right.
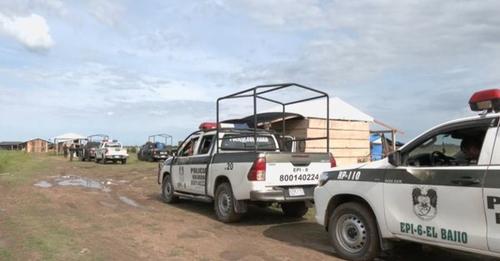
[[451, 176, 481, 186]]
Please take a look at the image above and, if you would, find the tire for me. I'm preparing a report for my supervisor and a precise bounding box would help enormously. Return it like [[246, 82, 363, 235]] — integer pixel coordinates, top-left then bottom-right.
[[328, 202, 380, 261], [121, 159, 127, 164], [161, 174, 178, 203], [281, 202, 308, 218], [214, 182, 241, 223]]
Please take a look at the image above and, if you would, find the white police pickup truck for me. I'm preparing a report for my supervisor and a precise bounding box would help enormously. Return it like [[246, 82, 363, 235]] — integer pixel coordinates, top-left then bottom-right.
[[158, 122, 335, 223], [95, 140, 128, 164], [314, 89, 500, 260]]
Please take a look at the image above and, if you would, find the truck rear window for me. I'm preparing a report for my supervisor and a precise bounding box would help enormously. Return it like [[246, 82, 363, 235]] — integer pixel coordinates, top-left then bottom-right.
[[155, 142, 166, 149], [221, 135, 276, 151]]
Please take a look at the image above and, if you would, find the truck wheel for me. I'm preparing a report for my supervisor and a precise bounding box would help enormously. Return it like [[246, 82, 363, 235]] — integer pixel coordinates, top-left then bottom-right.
[[328, 202, 380, 261], [214, 182, 241, 223], [281, 202, 308, 218], [121, 159, 127, 164], [161, 174, 178, 203]]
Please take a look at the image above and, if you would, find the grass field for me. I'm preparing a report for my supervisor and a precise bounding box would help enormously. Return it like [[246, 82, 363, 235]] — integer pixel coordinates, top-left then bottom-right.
[[0, 151, 490, 261]]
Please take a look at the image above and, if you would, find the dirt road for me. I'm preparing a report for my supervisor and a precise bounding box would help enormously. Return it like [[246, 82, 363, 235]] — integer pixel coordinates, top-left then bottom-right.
[[0, 154, 494, 260]]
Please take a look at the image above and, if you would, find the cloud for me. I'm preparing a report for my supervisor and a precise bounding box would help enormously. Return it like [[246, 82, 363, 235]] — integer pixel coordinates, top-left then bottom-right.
[[228, 0, 326, 29], [0, 13, 54, 51], [227, 1, 500, 85], [0, 0, 66, 16], [85, 0, 124, 27]]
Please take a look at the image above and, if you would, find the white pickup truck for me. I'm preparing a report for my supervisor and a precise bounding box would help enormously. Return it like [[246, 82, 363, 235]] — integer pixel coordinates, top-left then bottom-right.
[[314, 89, 500, 260], [95, 140, 128, 164], [158, 122, 335, 222]]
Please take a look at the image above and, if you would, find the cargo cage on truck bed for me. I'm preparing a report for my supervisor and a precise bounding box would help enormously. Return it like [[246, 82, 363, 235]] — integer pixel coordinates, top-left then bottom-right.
[[216, 83, 330, 154]]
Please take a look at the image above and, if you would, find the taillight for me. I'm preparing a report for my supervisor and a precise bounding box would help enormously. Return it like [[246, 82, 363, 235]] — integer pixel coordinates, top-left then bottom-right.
[[248, 157, 266, 181], [329, 153, 337, 168]]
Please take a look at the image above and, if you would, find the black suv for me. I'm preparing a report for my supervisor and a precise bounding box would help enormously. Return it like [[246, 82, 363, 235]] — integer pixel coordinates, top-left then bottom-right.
[[138, 142, 171, 161], [79, 141, 100, 162]]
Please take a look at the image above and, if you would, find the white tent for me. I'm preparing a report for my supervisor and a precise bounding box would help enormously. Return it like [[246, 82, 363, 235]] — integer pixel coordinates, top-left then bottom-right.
[[53, 133, 87, 154], [53, 133, 86, 141], [264, 97, 374, 122]]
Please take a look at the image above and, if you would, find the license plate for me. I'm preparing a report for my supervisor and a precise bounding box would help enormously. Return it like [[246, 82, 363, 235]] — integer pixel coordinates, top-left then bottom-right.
[[113, 155, 119, 158], [288, 188, 305, 197]]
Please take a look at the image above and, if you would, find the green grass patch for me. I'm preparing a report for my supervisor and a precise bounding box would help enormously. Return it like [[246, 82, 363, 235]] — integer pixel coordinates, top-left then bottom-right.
[[0, 151, 31, 173], [0, 151, 50, 185]]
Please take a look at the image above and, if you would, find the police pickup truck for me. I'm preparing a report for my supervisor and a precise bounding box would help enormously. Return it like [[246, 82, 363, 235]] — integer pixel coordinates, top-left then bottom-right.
[[314, 89, 500, 260], [158, 122, 335, 222], [95, 140, 128, 164]]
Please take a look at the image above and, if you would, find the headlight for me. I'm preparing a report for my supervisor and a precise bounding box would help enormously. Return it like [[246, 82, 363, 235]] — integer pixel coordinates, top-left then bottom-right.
[[318, 172, 330, 186]]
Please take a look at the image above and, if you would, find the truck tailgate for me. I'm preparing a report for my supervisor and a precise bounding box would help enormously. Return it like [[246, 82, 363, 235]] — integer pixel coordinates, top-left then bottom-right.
[[264, 153, 330, 187]]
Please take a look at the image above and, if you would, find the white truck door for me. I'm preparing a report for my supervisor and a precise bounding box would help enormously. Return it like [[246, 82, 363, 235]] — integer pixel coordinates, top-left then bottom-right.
[[171, 134, 198, 193], [186, 134, 214, 195], [484, 118, 500, 253], [384, 119, 495, 251]]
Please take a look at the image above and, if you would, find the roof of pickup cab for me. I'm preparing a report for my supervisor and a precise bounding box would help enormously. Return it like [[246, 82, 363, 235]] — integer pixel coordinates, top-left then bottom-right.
[[400, 112, 500, 150]]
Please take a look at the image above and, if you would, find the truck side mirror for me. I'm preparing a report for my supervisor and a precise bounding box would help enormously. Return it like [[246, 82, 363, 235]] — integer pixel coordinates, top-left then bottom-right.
[[388, 151, 402, 166]]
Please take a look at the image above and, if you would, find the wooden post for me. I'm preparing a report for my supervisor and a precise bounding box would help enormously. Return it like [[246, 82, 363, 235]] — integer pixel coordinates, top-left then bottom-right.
[[391, 130, 396, 152]]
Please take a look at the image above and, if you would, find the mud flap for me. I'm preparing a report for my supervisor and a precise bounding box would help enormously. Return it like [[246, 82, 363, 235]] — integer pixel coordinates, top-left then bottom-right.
[[234, 200, 248, 214]]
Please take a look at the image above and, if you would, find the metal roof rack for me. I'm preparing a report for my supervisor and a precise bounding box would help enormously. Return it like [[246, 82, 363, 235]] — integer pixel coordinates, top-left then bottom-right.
[[216, 83, 330, 153], [148, 134, 173, 147]]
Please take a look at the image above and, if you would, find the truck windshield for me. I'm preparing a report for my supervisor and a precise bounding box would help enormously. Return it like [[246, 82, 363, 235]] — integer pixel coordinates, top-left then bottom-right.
[[221, 134, 276, 151]]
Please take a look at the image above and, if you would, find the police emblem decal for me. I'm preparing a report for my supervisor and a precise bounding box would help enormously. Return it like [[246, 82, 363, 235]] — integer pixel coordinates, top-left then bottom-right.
[[412, 187, 437, 220]]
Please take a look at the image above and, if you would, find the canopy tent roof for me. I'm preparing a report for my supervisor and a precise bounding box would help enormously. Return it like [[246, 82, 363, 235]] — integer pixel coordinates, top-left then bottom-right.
[[52, 133, 86, 141], [263, 97, 373, 122]]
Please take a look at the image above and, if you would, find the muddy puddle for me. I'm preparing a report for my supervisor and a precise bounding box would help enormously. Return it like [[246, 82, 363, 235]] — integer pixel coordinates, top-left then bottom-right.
[[34, 176, 111, 192]]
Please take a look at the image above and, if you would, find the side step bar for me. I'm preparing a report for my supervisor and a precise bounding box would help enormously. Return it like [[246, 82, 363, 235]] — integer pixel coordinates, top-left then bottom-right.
[[174, 191, 213, 203]]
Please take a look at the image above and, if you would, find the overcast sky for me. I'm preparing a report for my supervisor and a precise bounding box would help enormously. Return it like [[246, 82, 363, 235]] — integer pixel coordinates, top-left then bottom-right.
[[1, 0, 500, 145]]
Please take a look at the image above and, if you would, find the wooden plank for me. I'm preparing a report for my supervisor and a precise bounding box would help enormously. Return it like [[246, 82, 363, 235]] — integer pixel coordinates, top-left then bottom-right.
[[304, 129, 369, 140], [305, 139, 369, 148], [307, 118, 370, 131], [284, 128, 369, 140], [305, 147, 370, 157]]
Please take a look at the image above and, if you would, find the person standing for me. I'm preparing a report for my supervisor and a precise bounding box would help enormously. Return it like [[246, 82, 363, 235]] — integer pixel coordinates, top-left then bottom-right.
[[69, 143, 75, 161], [63, 143, 68, 158]]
